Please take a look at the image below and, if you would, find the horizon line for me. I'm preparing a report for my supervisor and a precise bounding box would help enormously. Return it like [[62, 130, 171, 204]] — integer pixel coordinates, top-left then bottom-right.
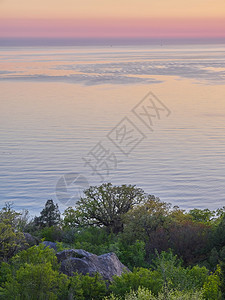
[[1, 37, 225, 47]]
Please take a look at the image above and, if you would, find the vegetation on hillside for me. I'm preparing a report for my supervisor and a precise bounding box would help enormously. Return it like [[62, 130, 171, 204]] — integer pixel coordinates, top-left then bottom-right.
[[0, 183, 225, 299]]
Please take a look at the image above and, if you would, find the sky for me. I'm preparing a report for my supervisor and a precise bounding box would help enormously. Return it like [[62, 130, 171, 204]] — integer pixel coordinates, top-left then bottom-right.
[[0, 0, 225, 38]]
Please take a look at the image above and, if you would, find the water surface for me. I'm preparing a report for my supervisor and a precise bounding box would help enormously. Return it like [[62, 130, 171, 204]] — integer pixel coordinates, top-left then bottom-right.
[[0, 44, 225, 214]]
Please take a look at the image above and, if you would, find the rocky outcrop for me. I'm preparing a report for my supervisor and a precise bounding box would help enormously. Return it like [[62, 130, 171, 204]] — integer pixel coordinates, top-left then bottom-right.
[[23, 233, 39, 247], [56, 249, 129, 282], [42, 241, 57, 251]]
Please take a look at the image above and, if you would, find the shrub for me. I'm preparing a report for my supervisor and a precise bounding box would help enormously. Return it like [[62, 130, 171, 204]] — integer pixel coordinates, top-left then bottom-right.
[[109, 268, 163, 297], [68, 272, 108, 300], [105, 287, 203, 300], [0, 262, 68, 300]]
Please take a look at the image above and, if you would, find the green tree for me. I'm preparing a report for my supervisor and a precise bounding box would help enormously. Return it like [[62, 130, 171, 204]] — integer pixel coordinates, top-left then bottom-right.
[[109, 268, 163, 297], [202, 265, 222, 300], [35, 199, 60, 228], [105, 287, 203, 300], [11, 243, 59, 269], [0, 244, 68, 300], [0, 203, 26, 262], [63, 206, 79, 229], [219, 247, 225, 298], [70, 183, 145, 234], [122, 196, 171, 256], [118, 240, 147, 270], [69, 273, 107, 300], [0, 262, 68, 300], [189, 208, 215, 224]]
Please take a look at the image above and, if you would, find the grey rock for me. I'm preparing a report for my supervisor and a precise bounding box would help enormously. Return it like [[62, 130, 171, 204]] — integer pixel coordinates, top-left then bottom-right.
[[56, 249, 92, 262], [57, 249, 129, 282], [42, 241, 57, 251], [23, 233, 39, 247]]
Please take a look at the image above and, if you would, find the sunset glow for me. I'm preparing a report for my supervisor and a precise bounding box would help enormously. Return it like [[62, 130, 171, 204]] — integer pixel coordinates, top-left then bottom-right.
[[0, 0, 225, 39], [1, 18, 225, 38]]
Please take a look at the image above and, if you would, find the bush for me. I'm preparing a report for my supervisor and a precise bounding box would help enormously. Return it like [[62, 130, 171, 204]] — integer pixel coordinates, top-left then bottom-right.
[[202, 265, 222, 300], [105, 287, 203, 300], [0, 244, 68, 299], [0, 262, 68, 300], [68, 272, 108, 300], [109, 268, 163, 297], [152, 250, 209, 292], [40, 226, 63, 242], [0, 204, 26, 261], [110, 251, 212, 299], [117, 240, 147, 270], [11, 244, 59, 270]]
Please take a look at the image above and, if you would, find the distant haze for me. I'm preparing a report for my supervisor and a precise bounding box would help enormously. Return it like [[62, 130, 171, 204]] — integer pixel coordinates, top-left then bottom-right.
[[0, 37, 225, 47]]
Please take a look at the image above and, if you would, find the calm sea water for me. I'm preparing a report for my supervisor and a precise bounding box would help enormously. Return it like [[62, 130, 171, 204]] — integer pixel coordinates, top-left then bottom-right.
[[0, 44, 225, 215]]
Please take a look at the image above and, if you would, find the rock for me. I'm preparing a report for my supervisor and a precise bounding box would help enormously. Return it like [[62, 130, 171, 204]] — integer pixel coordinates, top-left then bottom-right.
[[57, 249, 129, 282], [23, 233, 39, 247], [56, 249, 91, 262], [42, 241, 57, 251]]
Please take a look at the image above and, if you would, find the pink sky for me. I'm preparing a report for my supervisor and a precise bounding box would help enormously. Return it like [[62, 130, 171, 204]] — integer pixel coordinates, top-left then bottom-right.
[[1, 0, 225, 39], [1, 18, 225, 38]]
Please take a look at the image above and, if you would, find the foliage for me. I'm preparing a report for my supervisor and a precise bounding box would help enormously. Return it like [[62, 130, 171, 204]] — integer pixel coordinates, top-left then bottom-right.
[[68, 272, 108, 300], [0, 203, 26, 262], [1, 184, 225, 299], [219, 246, 225, 298], [151, 250, 209, 292], [109, 251, 211, 299], [11, 243, 59, 270], [167, 220, 210, 264], [109, 268, 163, 297], [34, 199, 60, 228], [40, 226, 63, 242], [189, 208, 215, 224], [0, 244, 68, 300], [105, 287, 203, 300], [0, 262, 68, 300], [202, 265, 222, 300], [213, 214, 225, 249], [117, 240, 147, 270], [70, 183, 145, 233], [123, 195, 171, 244], [62, 227, 119, 256]]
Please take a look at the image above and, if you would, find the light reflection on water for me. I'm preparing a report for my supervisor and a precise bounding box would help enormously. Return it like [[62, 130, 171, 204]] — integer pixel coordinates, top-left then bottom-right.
[[0, 44, 225, 215]]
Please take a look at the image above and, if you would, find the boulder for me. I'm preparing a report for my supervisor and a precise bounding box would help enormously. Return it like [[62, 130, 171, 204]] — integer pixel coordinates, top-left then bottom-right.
[[56, 249, 129, 282], [42, 241, 57, 251], [23, 233, 39, 247]]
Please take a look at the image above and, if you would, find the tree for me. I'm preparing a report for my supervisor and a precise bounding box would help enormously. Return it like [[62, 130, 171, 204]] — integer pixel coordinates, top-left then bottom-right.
[[63, 206, 79, 229], [168, 220, 210, 265], [219, 247, 225, 298], [69, 273, 107, 300], [34, 200, 60, 228], [189, 208, 215, 224], [0, 203, 26, 262], [68, 183, 145, 234], [202, 265, 222, 300], [212, 214, 225, 249], [0, 244, 68, 300], [122, 196, 171, 252], [109, 267, 163, 297]]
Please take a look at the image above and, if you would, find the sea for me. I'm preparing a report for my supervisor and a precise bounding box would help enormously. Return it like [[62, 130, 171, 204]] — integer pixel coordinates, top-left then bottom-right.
[[0, 38, 225, 215]]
